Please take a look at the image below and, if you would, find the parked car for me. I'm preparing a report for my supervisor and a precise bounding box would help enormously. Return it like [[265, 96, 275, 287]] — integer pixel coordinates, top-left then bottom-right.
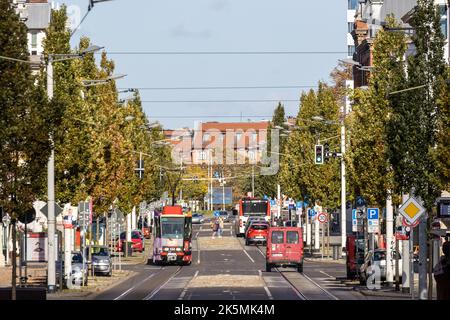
[[85, 245, 112, 276], [245, 223, 269, 246], [56, 251, 88, 287], [192, 213, 205, 224], [218, 211, 230, 222], [117, 230, 144, 253], [266, 227, 304, 273], [359, 249, 402, 284]]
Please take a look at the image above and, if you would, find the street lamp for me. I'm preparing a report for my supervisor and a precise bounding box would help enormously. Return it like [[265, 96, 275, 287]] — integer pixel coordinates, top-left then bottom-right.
[[82, 74, 127, 87], [46, 45, 103, 293]]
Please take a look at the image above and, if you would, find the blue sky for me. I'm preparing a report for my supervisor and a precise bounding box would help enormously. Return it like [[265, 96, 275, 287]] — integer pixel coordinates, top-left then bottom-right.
[[58, 0, 347, 129]]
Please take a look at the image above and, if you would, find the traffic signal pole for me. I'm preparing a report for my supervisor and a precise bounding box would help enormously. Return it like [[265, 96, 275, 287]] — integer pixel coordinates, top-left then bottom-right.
[[340, 115, 346, 257]]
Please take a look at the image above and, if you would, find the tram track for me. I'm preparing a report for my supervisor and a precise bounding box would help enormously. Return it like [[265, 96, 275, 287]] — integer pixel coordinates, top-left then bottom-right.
[[253, 244, 339, 300], [142, 265, 184, 300]]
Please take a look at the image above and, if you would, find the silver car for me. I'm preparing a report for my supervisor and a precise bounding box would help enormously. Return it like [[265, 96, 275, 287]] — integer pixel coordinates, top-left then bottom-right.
[[56, 252, 88, 287], [85, 245, 112, 276], [192, 213, 204, 224]]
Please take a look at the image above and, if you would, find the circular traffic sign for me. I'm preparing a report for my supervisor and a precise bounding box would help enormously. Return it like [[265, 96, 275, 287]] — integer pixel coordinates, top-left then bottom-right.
[[2, 213, 11, 226], [402, 217, 419, 228], [318, 212, 328, 224]]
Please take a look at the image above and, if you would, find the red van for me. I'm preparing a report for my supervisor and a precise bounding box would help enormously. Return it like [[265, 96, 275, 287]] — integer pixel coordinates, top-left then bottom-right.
[[266, 227, 304, 273]]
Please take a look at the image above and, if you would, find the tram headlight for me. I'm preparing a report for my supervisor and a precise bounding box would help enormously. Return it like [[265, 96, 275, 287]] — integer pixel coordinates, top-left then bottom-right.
[[163, 247, 170, 252], [176, 247, 182, 252]]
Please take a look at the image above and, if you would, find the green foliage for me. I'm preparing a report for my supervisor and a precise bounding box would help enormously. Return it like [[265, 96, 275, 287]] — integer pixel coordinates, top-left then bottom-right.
[[279, 83, 341, 209], [0, 0, 52, 218], [386, 1, 447, 209], [348, 15, 407, 207]]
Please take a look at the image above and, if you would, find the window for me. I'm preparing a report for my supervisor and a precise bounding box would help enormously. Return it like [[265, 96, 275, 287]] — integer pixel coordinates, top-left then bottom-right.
[[348, 45, 355, 57], [348, 22, 354, 34], [271, 231, 284, 244], [348, 0, 357, 10], [199, 150, 206, 160], [236, 132, 242, 142], [248, 150, 255, 160], [31, 32, 37, 48], [251, 133, 257, 143], [203, 133, 210, 143], [286, 231, 299, 244], [440, 5, 447, 38]]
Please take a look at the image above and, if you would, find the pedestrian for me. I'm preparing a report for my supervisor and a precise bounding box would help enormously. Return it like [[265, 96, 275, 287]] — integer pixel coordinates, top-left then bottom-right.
[[434, 240, 450, 300], [218, 216, 224, 238], [211, 218, 219, 239]]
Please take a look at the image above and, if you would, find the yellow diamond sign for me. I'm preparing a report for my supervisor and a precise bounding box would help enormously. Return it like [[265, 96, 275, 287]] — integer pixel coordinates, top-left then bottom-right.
[[399, 197, 425, 225]]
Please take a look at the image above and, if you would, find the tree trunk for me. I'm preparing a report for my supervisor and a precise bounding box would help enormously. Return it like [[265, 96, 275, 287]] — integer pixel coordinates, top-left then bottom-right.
[[11, 220, 16, 300]]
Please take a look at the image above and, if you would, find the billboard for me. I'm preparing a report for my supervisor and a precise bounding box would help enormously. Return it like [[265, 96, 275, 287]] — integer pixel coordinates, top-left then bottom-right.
[[211, 187, 233, 204], [23, 233, 58, 262]]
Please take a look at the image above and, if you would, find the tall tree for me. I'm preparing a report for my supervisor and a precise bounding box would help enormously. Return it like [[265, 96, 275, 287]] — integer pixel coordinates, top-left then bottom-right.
[[0, 0, 52, 299], [387, 0, 446, 211], [348, 15, 407, 208]]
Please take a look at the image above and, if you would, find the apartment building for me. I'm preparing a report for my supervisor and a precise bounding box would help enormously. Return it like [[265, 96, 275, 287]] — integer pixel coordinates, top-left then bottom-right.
[[12, 0, 51, 71], [351, 0, 449, 88]]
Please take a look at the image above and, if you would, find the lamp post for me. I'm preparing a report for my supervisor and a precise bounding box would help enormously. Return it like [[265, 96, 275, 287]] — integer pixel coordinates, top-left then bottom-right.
[[46, 45, 103, 293]]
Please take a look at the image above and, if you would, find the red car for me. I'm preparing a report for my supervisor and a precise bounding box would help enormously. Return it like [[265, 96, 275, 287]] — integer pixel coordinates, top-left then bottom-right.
[[266, 227, 303, 273], [245, 223, 269, 246], [117, 230, 144, 253]]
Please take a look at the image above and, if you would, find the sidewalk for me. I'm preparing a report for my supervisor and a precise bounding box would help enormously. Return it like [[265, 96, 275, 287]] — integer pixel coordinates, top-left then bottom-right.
[[0, 266, 11, 287]]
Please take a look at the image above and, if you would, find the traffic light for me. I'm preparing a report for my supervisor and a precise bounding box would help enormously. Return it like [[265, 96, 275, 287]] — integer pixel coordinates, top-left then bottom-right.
[[324, 143, 330, 162], [315, 144, 324, 165]]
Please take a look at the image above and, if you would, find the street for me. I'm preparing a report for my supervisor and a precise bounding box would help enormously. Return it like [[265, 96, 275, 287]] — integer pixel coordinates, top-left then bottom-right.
[[91, 221, 373, 301]]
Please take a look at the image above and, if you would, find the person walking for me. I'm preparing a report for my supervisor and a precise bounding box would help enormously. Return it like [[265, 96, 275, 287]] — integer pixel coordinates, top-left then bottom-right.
[[434, 240, 450, 300], [211, 218, 219, 239], [218, 216, 224, 238]]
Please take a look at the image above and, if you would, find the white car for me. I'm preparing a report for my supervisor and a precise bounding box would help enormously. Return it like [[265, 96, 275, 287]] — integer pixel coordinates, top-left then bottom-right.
[[359, 249, 402, 284]]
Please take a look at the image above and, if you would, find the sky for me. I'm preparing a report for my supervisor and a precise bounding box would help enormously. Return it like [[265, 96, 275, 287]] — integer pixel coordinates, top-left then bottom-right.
[[56, 0, 348, 129]]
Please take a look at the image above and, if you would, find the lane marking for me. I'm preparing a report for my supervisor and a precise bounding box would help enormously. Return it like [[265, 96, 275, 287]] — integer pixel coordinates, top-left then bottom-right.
[[197, 238, 201, 264], [195, 231, 199, 238], [178, 267, 199, 300], [114, 273, 155, 300], [319, 270, 334, 279], [264, 286, 274, 300], [243, 249, 255, 263], [302, 273, 339, 300], [143, 267, 183, 300]]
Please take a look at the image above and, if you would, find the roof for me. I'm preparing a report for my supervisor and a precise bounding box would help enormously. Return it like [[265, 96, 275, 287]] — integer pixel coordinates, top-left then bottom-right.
[[25, 2, 51, 29]]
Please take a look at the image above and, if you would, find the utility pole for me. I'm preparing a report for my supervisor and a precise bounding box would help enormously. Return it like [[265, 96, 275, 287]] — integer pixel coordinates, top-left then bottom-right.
[[402, 194, 410, 293], [340, 111, 347, 257], [277, 184, 281, 219], [386, 194, 394, 285], [252, 164, 255, 197], [46, 56, 56, 293], [418, 213, 428, 299]]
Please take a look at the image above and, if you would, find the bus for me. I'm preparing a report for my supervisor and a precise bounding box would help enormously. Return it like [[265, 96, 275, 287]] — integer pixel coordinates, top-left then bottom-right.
[[235, 197, 271, 237], [151, 205, 192, 265]]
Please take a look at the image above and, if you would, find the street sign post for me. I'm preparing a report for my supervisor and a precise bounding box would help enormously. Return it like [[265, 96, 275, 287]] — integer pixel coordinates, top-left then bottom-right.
[[399, 197, 425, 225], [367, 208, 379, 233], [40, 203, 63, 218], [318, 212, 328, 224]]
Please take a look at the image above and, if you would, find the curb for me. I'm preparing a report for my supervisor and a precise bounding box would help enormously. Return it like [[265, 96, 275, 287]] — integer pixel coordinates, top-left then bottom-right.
[[355, 288, 411, 299]]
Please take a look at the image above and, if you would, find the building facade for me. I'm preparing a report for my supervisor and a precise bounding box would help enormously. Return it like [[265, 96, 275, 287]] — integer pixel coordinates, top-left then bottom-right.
[[12, 0, 51, 71], [348, 0, 359, 57], [351, 0, 449, 88]]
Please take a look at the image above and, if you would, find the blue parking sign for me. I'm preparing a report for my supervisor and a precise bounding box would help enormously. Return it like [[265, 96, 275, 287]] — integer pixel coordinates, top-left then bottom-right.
[[352, 209, 357, 220], [367, 208, 379, 220], [308, 209, 316, 217]]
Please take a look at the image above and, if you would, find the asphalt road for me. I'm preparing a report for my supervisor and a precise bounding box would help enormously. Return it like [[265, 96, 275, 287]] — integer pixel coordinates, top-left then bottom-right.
[[92, 220, 372, 300]]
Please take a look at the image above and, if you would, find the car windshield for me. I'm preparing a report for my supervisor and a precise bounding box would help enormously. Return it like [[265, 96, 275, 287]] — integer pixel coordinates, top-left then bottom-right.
[[251, 224, 268, 230], [373, 251, 386, 261], [72, 254, 83, 263], [271, 231, 284, 244], [161, 217, 184, 239], [90, 247, 109, 256]]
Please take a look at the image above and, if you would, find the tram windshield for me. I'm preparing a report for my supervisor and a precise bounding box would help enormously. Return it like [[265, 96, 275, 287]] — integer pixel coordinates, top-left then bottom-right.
[[161, 217, 185, 239]]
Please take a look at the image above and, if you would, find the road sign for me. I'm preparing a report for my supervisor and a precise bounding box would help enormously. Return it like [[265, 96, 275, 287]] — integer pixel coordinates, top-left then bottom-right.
[[402, 217, 419, 228], [352, 209, 362, 232], [317, 212, 328, 224], [308, 209, 316, 218], [214, 211, 220, 217], [40, 203, 63, 218], [270, 200, 276, 206], [367, 208, 379, 233], [399, 197, 425, 225]]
